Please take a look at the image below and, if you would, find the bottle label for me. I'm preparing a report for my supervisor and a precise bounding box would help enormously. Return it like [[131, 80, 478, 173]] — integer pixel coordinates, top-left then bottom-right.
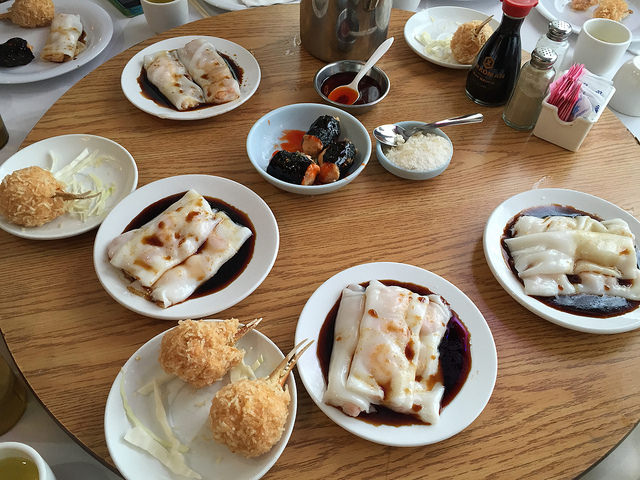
[[472, 57, 506, 83]]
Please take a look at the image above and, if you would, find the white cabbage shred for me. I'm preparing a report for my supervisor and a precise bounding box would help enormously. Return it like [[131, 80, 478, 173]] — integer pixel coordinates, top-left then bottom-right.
[[415, 31, 455, 63], [50, 148, 116, 222], [119, 369, 200, 479]]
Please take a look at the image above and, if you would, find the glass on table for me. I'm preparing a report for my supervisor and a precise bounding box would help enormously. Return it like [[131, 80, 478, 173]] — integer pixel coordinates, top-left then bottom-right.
[[0, 355, 27, 434]]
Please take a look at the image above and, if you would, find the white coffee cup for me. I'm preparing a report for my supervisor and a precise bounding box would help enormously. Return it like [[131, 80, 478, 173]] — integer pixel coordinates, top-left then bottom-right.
[[609, 56, 640, 116], [0, 442, 56, 480], [141, 0, 189, 34], [571, 18, 632, 76]]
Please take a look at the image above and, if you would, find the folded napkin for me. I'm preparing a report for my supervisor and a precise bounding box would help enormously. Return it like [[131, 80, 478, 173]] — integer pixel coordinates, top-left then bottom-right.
[[240, 0, 297, 6]]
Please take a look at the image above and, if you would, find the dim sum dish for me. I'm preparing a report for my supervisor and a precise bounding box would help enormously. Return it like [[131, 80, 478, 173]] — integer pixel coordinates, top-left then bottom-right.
[[246, 103, 371, 195], [105, 320, 297, 480], [484, 188, 640, 334], [0, 0, 113, 84], [93, 175, 279, 320], [295, 262, 497, 446], [0, 134, 137, 240], [121, 36, 260, 120]]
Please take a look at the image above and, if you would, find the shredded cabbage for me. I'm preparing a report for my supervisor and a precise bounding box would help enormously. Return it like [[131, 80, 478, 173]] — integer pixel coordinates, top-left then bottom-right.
[[415, 31, 455, 63], [119, 370, 199, 477], [49, 148, 117, 222], [229, 352, 264, 383]]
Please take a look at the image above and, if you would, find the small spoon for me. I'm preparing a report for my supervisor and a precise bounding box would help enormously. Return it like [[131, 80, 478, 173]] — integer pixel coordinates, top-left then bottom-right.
[[373, 113, 484, 147], [327, 37, 394, 105]]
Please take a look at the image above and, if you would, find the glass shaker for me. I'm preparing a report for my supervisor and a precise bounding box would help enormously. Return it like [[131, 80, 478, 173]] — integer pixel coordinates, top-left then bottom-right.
[[535, 20, 571, 75], [503, 47, 557, 131], [0, 355, 27, 434]]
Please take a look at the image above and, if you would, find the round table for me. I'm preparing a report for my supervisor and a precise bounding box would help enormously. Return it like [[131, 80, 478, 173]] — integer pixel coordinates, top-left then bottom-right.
[[1, 5, 640, 479]]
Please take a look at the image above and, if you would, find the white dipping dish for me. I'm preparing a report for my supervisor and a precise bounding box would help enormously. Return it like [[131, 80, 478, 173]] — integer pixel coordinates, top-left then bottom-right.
[[0, 134, 138, 240], [295, 262, 497, 446], [376, 121, 452, 180], [93, 175, 279, 320], [246, 103, 371, 195], [105, 322, 296, 480], [121, 36, 260, 120], [484, 188, 640, 334], [0, 0, 113, 84], [404, 7, 500, 69]]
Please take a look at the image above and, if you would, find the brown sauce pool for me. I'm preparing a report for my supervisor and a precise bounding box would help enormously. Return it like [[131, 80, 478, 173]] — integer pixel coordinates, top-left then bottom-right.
[[137, 52, 243, 111], [124, 192, 255, 300], [317, 280, 472, 426], [501, 204, 640, 317]]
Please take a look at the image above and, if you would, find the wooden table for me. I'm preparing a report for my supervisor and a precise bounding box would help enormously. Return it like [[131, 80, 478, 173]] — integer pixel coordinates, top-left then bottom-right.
[[2, 6, 640, 479]]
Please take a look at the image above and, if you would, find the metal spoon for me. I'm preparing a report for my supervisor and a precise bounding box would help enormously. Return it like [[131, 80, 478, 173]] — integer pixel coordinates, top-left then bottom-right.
[[373, 113, 484, 147], [327, 37, 394, 105]]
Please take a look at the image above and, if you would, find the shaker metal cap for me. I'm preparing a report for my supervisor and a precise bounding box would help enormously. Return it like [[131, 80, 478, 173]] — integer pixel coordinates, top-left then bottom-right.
[[547, 20, 572, 41], [531, 47, 558, 68]]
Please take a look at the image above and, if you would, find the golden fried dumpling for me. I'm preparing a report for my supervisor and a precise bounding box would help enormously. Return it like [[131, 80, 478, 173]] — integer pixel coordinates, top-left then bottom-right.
[[450, 20, 494, 65], [0, 166, 67, 227], [0, 0, 55, 28], [593, 0, 632, 21]]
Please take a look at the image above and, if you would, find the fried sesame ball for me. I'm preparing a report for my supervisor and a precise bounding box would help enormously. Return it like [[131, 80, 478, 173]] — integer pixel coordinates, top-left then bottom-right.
[[1, 0, 55, 28], [159, 319, 244, 388], [209, 378, 291, 458], [450, 20, 494, 65], [593, 0, 632, 21], [0, 166, 67, 227]]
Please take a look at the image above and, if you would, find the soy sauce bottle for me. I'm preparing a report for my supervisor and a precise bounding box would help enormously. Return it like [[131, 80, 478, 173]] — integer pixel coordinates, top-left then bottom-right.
[[465, 0, 539, 106]]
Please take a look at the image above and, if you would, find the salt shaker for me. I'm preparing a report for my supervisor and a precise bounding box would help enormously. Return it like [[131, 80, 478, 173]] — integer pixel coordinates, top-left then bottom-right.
[[535, 20, 571, 75], [503, 47, 557, 131]]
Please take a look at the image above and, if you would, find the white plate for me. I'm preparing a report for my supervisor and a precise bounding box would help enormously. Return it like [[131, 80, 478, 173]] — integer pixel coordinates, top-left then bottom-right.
[[404, 7, 500, 69], [0, 0, 113, 84], [105, 322, 297, 480], [200, 0, 298, 11], [536, 0, 640, 41], [120, 36, 260, 120], [0, 134, 138, 240], [484, 188, 640, 334], [93, 175, 279, 320], [294, 262, 497, 446]]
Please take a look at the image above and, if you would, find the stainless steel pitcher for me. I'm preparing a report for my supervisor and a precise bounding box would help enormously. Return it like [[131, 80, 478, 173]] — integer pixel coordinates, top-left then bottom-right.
[[300, 0, 392, 62]]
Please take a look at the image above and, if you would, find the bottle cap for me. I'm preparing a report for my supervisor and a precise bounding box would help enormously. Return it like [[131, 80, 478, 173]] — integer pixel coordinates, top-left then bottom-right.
[[531, 47, 557, 69], [501, 0, 539, 18], [547, 20, 572, 41]]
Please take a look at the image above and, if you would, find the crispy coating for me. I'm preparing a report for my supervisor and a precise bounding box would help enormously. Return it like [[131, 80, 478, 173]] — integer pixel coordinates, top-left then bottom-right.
[[570, 0, 598, 10], [159, 319, 244, 388], [450, 21, 494, 65], [209, 378, 290, 457], [593, 0, 632, 20], [0, 0, 54, 28], [0, 166, 66, 227]]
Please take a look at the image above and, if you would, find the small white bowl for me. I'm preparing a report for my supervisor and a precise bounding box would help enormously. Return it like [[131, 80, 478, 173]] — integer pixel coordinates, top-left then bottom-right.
[[246, 103, 371, 195], [0, 442, 56, 480], [375, 121, 452, 180]]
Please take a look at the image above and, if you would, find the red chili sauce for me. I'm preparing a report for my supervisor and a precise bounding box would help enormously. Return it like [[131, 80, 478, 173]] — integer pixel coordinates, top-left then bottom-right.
[[320, 72, 382, 106]]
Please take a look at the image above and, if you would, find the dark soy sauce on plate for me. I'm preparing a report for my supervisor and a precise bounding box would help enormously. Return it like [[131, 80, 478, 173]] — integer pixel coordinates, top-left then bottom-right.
[[320, 72, 382, 105], [137, 52, 243, 111], [501, 204, 640, 317], [123, 192, 255, 298], [317, 280, 472, 426]]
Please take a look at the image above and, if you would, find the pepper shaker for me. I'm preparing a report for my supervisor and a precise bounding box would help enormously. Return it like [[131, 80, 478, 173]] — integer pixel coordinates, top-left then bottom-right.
[[503, 47, 557, 131]]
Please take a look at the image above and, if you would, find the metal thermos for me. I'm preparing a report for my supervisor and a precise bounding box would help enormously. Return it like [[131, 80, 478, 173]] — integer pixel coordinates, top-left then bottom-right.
[[300, 0, 392, 62]]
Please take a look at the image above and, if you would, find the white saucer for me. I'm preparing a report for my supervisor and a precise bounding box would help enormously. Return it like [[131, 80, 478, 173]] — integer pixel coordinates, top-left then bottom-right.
[[484, 188, 640, 334], [120, 36, 260, 120], [93, 175, 279, 320], [105, 322, 297, 480], [294, 262, 497, 446], [0, 134, 137, 240]]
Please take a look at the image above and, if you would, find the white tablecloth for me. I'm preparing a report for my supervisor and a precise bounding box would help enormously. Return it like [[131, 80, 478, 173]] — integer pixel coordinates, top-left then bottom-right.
[[0, 0, 638, 478]]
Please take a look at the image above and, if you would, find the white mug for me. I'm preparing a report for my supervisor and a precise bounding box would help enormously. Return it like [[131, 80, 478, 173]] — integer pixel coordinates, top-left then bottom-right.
[[571, 18, 632, 76], [0, 442, 56, 480], [141, 0, 189, 34], [609, 56, 640, 116]]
